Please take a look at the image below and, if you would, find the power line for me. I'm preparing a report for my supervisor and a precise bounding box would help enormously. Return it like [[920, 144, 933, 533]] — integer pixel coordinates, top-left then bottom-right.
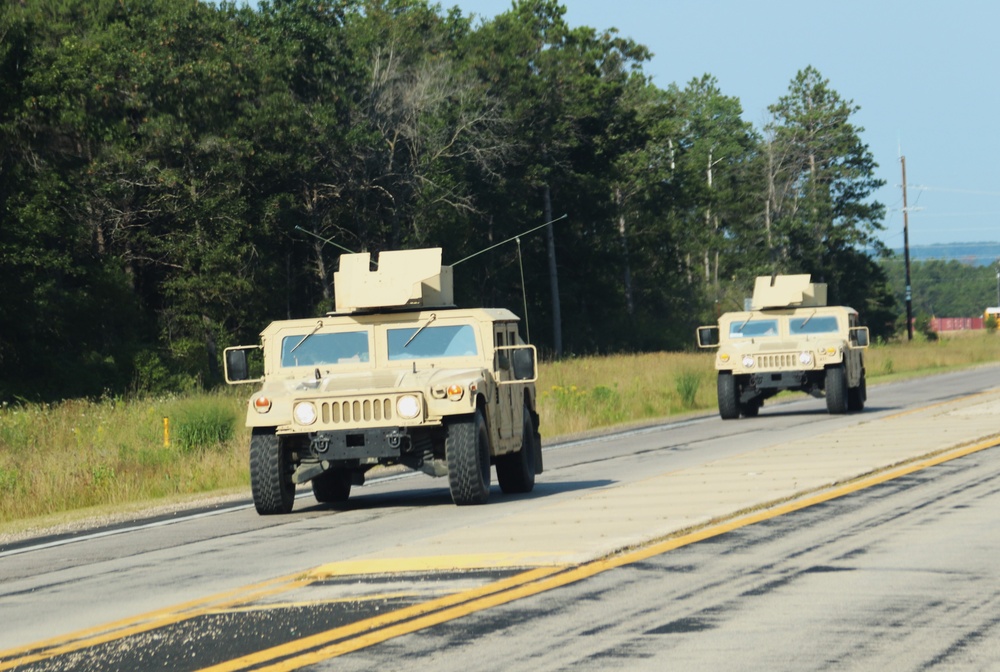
[[904, 211, 1000, 218], [907, 185, 1000, 197]]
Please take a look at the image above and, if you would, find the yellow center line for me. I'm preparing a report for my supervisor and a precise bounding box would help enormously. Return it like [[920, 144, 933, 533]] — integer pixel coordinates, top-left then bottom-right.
[[196, 565, 566, 672], [0, 571, 314, 671], [6, 389, 1000, 671], [206, 435, 1000, 671]]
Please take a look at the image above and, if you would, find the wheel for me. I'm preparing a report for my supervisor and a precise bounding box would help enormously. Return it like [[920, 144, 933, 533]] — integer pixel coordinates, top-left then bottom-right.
[[446, 409, 491, 505], [847, 371, 866, 412], [312, 467, 352, 504], [826, 365, 848, 414], [496, 403, 536, 494], [717, 373, 740, 420], [250, 428, 295, 515]]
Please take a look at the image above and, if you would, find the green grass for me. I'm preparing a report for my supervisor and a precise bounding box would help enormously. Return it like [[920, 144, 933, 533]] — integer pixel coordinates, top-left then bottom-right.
[[1, 333, 998, 534], [0, 391, 248, 531]]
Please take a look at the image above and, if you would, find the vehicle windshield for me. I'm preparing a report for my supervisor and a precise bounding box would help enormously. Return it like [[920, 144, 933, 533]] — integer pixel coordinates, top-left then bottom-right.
[[730, 319, 779, 338], [281, 331, 369, 367], [387, 324, 478, 360], [789, 315, 839, 335]]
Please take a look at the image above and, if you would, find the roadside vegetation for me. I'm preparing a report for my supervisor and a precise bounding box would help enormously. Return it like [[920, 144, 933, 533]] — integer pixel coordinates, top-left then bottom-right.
[[2, 333, 997, 534], [3, 0, 895, 403]]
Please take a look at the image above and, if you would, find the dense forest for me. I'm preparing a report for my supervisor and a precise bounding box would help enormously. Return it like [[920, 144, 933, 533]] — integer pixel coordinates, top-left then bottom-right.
[[0, 0, 896, 402]]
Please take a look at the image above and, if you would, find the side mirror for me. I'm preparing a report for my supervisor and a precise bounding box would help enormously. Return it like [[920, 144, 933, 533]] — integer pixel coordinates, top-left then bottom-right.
[[696, 326, 720, 348], [850, 327, 870, 348], [497, 345, 538, 384], [224, 346, 262, 384], [225, 349, 249, 382], [512, 348, 535, 381]]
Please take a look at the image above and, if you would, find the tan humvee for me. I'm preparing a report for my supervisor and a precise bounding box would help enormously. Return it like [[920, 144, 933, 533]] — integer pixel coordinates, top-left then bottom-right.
[[696, 275, 870, 419], [224, 248, 542, 514]]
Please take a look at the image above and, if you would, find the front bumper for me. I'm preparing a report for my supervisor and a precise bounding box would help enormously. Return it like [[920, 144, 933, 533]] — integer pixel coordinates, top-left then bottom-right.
[[750, 370, 811, 390], [309, 427, 410, 461]]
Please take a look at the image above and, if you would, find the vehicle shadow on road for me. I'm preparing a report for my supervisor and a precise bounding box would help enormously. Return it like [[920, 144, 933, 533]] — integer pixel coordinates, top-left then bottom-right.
[[752, 404, 899, 419], [300, 478, 615, 512]]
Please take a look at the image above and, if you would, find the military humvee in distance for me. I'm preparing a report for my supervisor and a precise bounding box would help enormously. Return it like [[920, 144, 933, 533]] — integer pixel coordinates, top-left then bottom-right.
[[696, 275, 870, 419], [224, 248, 542, 514]]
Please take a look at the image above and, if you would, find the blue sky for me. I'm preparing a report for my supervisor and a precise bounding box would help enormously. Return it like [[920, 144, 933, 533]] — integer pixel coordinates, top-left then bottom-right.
[[449, 0, 1000, 249]]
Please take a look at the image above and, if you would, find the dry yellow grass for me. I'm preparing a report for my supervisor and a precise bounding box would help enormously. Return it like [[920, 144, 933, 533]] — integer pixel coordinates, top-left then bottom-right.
[[1, 332, 997, 530], [537, 352, 715, 437], [0, 392, 249, 526]]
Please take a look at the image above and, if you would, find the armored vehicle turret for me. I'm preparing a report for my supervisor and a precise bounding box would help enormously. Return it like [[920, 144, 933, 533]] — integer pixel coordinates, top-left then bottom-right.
[[224, 248, 542, 514], [696, 275, 870, 419]]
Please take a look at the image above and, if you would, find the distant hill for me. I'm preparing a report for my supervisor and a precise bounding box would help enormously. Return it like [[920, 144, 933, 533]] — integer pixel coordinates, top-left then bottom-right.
[[889, 242, 1000, 267]]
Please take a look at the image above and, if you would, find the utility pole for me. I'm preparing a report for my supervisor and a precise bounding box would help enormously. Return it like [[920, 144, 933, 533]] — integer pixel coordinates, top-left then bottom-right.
[[901, 156, 914, 341]]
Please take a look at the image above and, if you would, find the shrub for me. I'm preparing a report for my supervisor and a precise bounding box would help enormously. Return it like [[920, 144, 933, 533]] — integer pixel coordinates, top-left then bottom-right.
[[168, 399, 237, 453], [675, 370, 701, 408]]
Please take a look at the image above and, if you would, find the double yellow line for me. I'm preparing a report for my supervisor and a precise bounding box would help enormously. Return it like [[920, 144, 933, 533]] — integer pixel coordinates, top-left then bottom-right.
[[0, 572, 315, 671], [5, 434, 999, 671], [199, 433, 1000, 671]]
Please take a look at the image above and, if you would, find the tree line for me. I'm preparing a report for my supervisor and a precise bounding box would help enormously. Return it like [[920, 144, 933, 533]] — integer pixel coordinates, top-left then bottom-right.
[[881, 258, 999, 322], [0, 0, 895, 402]]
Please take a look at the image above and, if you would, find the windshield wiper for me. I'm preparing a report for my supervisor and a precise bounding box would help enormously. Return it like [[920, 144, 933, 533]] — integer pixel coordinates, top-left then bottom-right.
[[290, 320, 324, 353], [798, 309, 817, 330], [404, 313, 437, 348]]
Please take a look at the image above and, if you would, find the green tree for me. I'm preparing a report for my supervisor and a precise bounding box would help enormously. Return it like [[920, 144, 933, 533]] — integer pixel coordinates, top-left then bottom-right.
[[882, 257, 997, 318], [763, 66, 894, 335], [462, 0, 651, 356]]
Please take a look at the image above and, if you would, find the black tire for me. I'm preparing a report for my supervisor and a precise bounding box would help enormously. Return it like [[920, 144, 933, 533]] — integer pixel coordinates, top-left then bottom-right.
[[250, 428, 295, 515], [496, 403, 537, 494], [446, 409, 491, 505], [312, 467, 352, 504], [826, 364, 848, 414], [847, 371, 866, 412], [717, 373, 740, 420]]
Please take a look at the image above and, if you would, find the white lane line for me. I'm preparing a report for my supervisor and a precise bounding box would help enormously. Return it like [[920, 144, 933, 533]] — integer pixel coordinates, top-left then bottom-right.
[[0, 503, 255, 559]]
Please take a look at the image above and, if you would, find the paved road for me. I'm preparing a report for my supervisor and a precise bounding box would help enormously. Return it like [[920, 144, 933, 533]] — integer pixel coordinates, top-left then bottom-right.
[[326, 434, 1000, 671], [2, 366, 999, 670]]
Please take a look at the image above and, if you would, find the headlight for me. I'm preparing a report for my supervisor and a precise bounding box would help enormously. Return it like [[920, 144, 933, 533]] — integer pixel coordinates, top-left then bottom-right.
[[742, 355, 755, 368], [293, 402, 317, 425], [396, 394, 421, 419], [799, 351, 813, 365]]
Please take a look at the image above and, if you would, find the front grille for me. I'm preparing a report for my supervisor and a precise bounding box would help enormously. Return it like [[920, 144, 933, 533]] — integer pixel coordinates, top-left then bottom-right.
[[320, 396, 394, 425], [754, 353, 799, 369]]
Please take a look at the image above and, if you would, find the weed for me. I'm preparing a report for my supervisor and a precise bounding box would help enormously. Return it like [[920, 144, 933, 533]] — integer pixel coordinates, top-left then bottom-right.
[[167, 399, 237, 453], [675, 370, 702, 408]]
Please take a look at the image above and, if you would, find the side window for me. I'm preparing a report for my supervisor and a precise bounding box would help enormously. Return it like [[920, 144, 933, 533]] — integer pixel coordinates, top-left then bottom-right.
[[495, 327, 510, 375]]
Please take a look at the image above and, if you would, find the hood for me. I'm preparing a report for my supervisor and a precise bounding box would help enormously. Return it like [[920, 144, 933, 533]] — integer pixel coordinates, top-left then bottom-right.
[[274, 365, 486, 395]]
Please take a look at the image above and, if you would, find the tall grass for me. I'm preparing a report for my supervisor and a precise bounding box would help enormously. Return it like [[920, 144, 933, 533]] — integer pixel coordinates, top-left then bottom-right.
[[0, 391, 248, 529], [538, 352, 716, 437], [1, 332, 997, 531]]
